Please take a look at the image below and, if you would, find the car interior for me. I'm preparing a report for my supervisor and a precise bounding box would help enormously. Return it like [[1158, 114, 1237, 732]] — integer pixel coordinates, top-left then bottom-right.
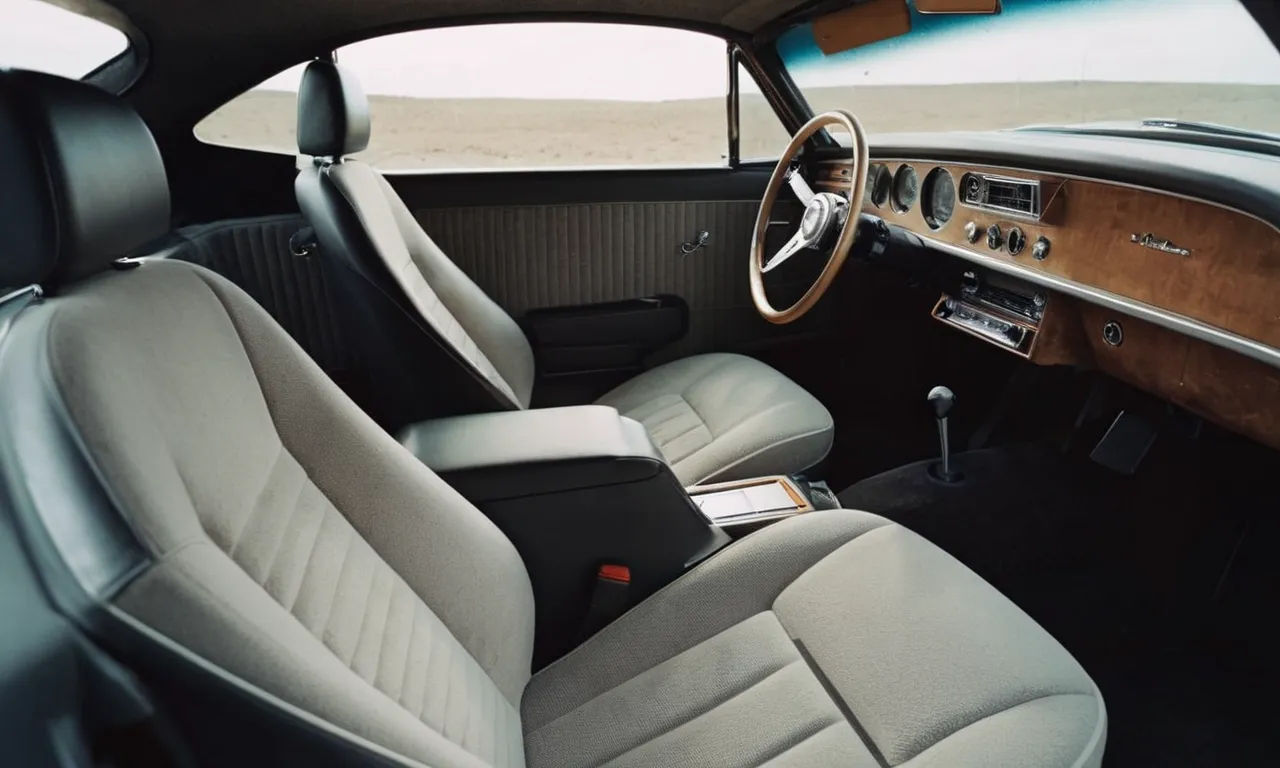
[[1, 0, 1278, 766]]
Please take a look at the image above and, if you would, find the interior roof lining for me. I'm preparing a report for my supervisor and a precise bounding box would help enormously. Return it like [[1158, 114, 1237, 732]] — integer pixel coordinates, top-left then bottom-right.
[[88, 0, 822, 131]]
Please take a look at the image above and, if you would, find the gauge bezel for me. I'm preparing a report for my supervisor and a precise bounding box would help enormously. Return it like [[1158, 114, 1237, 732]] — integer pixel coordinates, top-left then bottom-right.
[[891, 164, 919, 214], [921, 167, 956, 230], [869, 164, 891, 208]]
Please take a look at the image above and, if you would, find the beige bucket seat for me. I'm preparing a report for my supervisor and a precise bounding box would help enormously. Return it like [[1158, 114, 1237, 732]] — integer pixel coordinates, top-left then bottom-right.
[[0, 69, 1106, 768]]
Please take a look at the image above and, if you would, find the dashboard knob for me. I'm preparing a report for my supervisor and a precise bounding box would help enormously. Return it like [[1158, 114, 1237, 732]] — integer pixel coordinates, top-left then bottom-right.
[[1032, 236, 1051, 261], [1007, 227, 1026, 255], [963, 221, 980, 243], [1102, 320, 1124, 347], [986, 224, 1003, 250]]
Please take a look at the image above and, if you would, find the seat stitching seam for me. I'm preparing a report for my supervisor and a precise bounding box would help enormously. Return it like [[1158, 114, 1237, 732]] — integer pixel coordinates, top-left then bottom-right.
[[526, 641, 796, 741], [317, 526, 355, 641], [792, 638, 890, 768], [744, 720, 847, 768], [529, 655, 798, 762], [282, 504, 326, 613], [635, 397, 701, 433], [394, 589, 418, 707], [908, 691, 1100, 763], [227, 444, 284, 557], [657, 420, 713, 447], [345, 559, 382, 669], [438, 637, 456, 737], [253, 452, 307, 589]]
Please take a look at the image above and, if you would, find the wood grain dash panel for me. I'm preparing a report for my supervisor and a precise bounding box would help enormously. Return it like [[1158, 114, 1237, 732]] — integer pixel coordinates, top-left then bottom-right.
[[1029, 295, 1091, 367], [1074, 303, 1280, 449], [847, 160, 1280, 348]]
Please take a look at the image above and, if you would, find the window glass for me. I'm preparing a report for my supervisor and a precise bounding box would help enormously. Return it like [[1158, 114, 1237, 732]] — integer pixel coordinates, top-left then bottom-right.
[[739, 63, 793, 161], [779, 0, 1280, 139], [0, 0, 129, 79], [196, 23, 731, 170]]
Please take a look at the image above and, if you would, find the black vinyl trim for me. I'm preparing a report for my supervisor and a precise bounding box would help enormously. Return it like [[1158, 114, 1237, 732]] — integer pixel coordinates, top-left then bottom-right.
[[0, 294, 150, 609], [385, 164, 775, 208]]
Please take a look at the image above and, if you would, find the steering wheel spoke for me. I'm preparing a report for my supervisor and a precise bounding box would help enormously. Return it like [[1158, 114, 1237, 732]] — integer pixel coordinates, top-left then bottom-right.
[[761, 229, 810, 274], [786, 165, 816, 205]]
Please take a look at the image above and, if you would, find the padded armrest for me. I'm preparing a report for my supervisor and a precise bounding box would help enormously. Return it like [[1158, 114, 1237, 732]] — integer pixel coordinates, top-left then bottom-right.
[[397, 405, 728, 667], [397, 405, 665, 501]]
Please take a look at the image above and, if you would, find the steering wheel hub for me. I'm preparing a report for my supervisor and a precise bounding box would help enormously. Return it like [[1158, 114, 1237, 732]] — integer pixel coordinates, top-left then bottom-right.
[[800, 197, 830, 239]]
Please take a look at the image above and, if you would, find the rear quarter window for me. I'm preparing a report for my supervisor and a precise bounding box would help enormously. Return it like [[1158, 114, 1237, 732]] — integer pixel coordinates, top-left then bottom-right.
[[0, 0, 129, 79]]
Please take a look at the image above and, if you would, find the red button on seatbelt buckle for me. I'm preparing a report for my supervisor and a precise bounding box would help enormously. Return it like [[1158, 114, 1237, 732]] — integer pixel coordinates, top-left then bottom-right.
[[598, 564, 631, 584]]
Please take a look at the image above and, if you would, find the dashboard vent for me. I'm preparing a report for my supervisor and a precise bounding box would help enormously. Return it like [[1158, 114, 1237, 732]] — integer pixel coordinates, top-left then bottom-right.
[[961, 173, 1041, 220]]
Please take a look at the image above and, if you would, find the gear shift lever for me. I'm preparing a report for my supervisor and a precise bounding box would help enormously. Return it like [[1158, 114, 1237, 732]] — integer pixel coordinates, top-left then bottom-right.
[[927, 386, 962, 483]]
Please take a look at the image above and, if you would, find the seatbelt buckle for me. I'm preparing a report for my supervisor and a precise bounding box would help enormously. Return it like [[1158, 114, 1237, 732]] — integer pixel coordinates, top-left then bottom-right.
[[576, 564, 631, 643]]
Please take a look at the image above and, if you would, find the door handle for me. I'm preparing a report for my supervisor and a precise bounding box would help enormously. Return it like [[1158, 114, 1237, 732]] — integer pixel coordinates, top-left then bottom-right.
[[680, 230, 710, 255]]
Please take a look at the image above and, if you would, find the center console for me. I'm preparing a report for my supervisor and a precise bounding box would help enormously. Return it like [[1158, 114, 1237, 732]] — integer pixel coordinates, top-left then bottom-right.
[[397, 405, 730, 665]]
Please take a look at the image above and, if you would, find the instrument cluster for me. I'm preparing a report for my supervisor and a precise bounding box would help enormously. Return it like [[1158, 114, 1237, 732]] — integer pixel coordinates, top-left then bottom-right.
[[866, 163, 956, 230]]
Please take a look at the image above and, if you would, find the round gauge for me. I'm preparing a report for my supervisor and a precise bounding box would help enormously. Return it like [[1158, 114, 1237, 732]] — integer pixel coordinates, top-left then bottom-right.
[[921, 167, 956, 229], [868, 164, 892, 208], [892, 165, 919, 213]]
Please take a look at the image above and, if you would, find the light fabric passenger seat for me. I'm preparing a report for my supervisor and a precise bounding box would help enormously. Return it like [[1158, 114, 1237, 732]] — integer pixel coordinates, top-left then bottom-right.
[[0, 70, 1106, 768], [293, 60, 834, 486]]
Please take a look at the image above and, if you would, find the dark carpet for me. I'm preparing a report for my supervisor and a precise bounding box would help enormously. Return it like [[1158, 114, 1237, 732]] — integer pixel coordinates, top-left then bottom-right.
[[838, 432, 1280, 768]]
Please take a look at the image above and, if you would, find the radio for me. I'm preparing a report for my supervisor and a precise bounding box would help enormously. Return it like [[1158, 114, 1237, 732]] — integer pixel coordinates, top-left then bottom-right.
[[960, 173, 1042, 220], [932, 271, 1045, 356]]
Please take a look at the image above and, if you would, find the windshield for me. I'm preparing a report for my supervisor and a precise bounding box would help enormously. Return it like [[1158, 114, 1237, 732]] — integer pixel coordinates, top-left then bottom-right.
[[778, 0, 1280, 141]]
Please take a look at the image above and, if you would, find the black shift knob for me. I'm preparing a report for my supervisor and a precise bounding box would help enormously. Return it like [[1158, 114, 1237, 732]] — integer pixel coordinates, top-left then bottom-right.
[[927, 386, 955, 419]]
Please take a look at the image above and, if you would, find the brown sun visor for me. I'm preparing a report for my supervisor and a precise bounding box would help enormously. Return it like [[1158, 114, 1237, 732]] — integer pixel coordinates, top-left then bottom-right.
[[812, 0, 911, 55], [916, 0, 1001, 12], [811, 0, 1001, 56]]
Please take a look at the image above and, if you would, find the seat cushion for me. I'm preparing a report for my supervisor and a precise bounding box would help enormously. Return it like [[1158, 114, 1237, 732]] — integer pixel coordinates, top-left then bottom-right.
[[595, 353, 833, 486], [521, 510, 1106, 768]]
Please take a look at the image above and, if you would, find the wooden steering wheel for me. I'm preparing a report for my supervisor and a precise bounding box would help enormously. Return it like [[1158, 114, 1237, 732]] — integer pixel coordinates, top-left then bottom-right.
[[749, 110, 869, 324]]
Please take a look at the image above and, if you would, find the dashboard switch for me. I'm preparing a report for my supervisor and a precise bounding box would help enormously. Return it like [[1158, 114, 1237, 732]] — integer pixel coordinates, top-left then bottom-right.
[[986, 224, 1003, 250], [1007, 227, 1026, 255], [1032, 235, 1051, 261], [963, 221, 980, 243]]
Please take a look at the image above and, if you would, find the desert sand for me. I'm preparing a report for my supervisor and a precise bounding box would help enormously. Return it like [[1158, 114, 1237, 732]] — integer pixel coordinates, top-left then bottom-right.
[[196, 83, 1280, 170]]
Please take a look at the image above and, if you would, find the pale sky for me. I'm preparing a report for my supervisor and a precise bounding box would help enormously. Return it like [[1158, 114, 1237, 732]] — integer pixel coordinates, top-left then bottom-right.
[[3, 0, 1279, 97]]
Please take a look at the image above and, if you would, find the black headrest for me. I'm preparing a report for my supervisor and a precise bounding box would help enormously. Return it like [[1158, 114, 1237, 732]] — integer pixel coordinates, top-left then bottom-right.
[[0, 69, 170, 288], [297, 61, 370, 158]]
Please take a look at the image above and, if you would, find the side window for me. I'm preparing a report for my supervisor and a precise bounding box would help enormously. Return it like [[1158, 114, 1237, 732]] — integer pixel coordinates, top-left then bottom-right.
[[738, 63, 793, 161], [195, 23, 731, 171]]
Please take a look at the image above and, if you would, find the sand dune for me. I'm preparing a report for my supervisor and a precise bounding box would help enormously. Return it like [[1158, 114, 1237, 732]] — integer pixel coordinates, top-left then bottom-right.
[[196, 82, 1280, 170]]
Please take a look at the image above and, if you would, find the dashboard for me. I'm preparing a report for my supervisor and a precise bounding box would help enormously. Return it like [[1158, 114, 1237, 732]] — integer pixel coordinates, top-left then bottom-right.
[[817, 155, 1280, 450]]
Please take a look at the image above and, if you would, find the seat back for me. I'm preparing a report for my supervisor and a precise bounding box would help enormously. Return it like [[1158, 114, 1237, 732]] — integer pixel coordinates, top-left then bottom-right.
[[294, 61, 536, 427], [0, 69, 534, 768]]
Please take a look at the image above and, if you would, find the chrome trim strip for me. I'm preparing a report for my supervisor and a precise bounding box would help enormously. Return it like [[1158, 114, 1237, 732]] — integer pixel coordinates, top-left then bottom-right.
[[919, 234, 1280, 371], [0, 284, 43, 307]]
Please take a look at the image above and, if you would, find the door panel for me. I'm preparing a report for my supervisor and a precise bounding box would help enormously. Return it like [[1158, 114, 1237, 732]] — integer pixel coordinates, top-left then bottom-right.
[[391, 167, 828, 373], [416, 199, 771, 363], [166, 214, 369, 403]]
